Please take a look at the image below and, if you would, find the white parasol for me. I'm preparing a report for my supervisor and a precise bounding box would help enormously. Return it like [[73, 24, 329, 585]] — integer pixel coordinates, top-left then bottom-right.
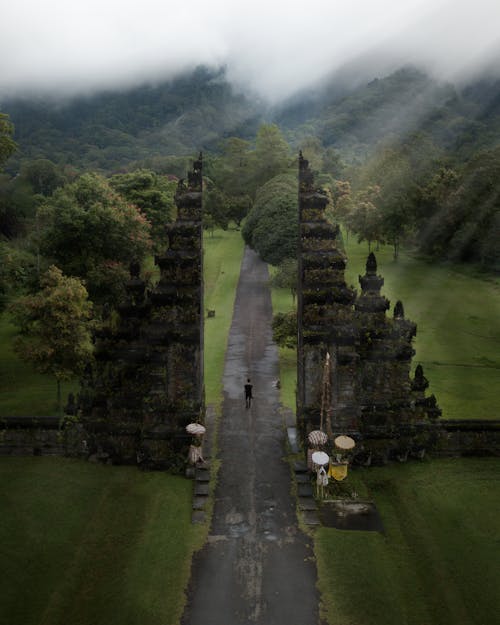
[[311, 451, 330, 466], [186, 423, 206, 436], [334, 435, 355, 450], [308, 430, 328, 446]]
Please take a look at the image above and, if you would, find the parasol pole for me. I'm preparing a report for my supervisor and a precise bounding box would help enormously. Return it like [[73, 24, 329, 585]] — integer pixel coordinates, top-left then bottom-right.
[[320, 352, 331, 435]]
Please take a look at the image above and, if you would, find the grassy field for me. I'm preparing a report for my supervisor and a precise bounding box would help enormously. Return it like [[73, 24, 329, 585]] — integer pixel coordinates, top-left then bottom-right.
[[315, 457, 500, 625], [0, 228, 244, 625], [270, 235, 500, 420], [0, 313, 79, 416], [0, 229, 244, 416], [203, 228, 245, 407], [0, 457, 205, 625], [343, 235, 500, 420]]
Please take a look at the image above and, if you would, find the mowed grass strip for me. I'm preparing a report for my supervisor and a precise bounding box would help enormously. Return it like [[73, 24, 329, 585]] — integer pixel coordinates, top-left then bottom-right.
[[0, 457, 204, 625], [203, 228, 245, 407], [269, 278, 296, 411], [315, 458, 500, 625], [0, 313, 79, 416]]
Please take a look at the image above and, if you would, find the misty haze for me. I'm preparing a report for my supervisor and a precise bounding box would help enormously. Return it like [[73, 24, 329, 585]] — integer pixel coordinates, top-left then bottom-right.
[[0, 1, 499, 625]]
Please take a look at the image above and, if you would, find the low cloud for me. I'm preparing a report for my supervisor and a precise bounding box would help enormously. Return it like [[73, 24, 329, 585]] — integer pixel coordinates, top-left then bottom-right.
[[1, 0, 500, 100]]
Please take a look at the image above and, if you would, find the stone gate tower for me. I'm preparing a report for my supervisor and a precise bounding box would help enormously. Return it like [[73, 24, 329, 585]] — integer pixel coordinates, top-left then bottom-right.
[[79, 155, 204, 469], [296, 153, 441, 462]]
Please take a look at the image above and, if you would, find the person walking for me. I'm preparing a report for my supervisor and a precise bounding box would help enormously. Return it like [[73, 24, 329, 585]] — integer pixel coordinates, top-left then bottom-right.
[[244, 378, 253, 408]]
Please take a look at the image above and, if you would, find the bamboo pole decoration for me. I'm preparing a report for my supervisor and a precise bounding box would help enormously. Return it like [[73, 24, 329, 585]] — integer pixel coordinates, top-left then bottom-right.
[[320, 352, 332, 435]]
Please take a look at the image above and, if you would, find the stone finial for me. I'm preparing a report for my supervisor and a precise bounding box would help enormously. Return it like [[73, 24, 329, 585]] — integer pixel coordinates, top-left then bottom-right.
[[412, 364, 429, 391], [187, 153, 203, 189], [130, 260, 141, 278], [366, 252, 377, 274], [394, 300, 405, 319], [298, 151, 314, 190], [64, 392, 77, 415]]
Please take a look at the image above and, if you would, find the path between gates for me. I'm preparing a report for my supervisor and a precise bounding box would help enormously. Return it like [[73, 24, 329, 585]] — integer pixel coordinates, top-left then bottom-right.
[[181, 246, 322, 625]]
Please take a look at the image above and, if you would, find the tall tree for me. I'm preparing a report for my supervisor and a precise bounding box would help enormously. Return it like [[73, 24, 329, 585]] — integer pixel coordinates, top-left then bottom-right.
[[9, 265, 93, 412], [109, 170, 175, 249], [242, 173, 298, 265], [38, 173, 152, 303], [250, 124, 291, 191], [0, 112, 16, 169]]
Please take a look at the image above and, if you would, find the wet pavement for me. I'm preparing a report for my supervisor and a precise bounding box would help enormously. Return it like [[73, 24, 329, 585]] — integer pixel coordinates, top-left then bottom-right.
[[182, 246, 322, 625]]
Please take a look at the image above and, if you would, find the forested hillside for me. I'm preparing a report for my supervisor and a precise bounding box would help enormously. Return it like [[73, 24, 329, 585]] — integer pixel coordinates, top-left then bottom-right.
[[1, 64, 500, 274], [1, 67, 263, 173]]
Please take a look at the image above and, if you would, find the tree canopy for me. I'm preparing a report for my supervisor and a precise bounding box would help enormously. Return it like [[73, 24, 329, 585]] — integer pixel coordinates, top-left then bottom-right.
[[9, 265, 93, 410], [38, 173, 152, 303], [242, 173, 298, 266]]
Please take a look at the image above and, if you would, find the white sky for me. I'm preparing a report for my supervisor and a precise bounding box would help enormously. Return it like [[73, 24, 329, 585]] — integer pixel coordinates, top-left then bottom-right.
[[1, 0, 500, 100]]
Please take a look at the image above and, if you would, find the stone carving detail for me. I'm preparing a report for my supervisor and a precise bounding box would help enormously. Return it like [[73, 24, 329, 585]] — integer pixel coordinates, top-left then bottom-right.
[[78, 156, 204, 469], [297, 155, 441, 461]]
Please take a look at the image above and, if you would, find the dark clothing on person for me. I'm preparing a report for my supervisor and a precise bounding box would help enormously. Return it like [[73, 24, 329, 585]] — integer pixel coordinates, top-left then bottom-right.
[[244, 381, 253, 408]]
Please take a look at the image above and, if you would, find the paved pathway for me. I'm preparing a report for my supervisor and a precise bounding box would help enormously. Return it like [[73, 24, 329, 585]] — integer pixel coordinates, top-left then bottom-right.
[[182, 246, 322, 625]]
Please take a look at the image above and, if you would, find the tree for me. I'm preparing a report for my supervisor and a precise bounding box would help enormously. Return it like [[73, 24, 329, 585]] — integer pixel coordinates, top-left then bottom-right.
[[0, 173, 40, 238], [242, 173, 298, 266], [38, 173, 152, 303], [272, 311, 297, 349], [109, 170, 175, 249], [270, 258, 298, 304], [348, 186, 384, 251], [20, 159, 66, 196], [250, 124, 291, 191], [0, 112, 16, 169], [203, 184, 230, 231], [9, 265, 93, 412], [417, 149, 500, 266]]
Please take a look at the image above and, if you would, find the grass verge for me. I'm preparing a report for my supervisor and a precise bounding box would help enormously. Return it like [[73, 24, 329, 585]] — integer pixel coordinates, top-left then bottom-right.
[[0, 457, 205, 625], [203, 228, 245, 408], [315, 457, 500, 625]]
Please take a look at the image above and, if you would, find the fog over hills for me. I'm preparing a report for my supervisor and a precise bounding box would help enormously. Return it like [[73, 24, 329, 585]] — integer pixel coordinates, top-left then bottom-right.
[[1, 0, 500, 102], [2, 63, 500, 176]]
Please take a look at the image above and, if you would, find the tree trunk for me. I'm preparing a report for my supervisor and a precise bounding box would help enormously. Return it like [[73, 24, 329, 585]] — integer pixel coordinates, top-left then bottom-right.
[[57, 379, 62, 415]]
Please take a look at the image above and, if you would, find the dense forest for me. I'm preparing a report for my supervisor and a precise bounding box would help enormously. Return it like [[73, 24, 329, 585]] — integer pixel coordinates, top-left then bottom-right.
[[1, 64, 499, 381]]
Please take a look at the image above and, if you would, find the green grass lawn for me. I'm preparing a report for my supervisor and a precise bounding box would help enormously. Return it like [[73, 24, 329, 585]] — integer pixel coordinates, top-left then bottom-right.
[[0, 457, 204, 625], [203, 228, 245, 407], [270, 235, 500, 420], [343, 234, 500, 420], [315, 457, 500, 625], [0, 228, 244, 625], [0, 313, 79, 416], [0, 229, 244, 416]]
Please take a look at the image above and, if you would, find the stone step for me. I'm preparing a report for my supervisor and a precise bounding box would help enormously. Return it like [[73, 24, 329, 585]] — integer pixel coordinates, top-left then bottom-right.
[[195, 467, 210, 482], [301, 510, 321, 526], [295, 473, 310, 484], [293, 461, 308, 473], [298, 497, 317, 511], [191, 510, 206, 525], [192, 496, 208, 511], [194, 482, 209, 496], [297, 483, 314, 497]]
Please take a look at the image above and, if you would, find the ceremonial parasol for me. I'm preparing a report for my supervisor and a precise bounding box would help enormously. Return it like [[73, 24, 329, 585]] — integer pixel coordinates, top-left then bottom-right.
[[308, 430, 328, 446], [186, 423, 206, 436], [334, 435, 355, 450], [311, 451, 330, 466]]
